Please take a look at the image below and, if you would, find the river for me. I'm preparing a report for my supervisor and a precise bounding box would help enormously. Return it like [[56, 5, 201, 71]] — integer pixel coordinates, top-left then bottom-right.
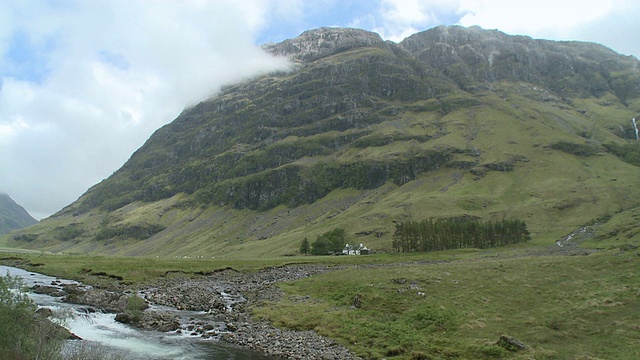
[[0, 265, 275, 360]]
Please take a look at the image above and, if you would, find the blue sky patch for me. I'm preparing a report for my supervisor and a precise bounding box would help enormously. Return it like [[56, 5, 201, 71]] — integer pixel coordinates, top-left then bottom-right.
[[98, 50, 130, 71], [2, 30, 55, 84], [255, 0, 379, 45]]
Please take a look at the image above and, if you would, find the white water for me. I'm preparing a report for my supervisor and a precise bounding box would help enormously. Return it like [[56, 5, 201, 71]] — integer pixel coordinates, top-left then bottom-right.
[[0, 265, 273, 360], [633, 118, 639, 140]]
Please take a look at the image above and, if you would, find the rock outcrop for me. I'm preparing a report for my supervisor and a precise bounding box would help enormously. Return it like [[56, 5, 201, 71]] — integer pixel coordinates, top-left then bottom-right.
[[264, 27, 385, 63], [401, 25, 640, 97]]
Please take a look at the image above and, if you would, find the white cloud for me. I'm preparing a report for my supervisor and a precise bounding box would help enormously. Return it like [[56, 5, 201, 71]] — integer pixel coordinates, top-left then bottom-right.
[[0, 117, 29, 139], [455, 0, 640, 58], [458, 0, 612, 33], [0, 0, 292, 219], [561, 0, 640, 58], [363, 0, 639, 60], [372, 0, 463, 41]]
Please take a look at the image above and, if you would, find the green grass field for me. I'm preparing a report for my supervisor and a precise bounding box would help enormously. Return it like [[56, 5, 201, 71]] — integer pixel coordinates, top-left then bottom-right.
[[254, 250, 640, 359], [2, 244, 638, 359]]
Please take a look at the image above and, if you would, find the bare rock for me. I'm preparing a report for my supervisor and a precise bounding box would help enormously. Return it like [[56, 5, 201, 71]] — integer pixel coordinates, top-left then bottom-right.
[[64, 289, 128, 313], [36, 307, 53, 317], [31, 285, 66, 297], [496, 335, 527, 351], [264, 27, 384, 63]]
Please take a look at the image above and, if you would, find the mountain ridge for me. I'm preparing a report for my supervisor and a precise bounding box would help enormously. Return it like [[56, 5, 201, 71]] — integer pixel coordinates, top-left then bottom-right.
[[0, 193, 38, 235], [4, 25, 640, 257], [263, 27, 386, 63]]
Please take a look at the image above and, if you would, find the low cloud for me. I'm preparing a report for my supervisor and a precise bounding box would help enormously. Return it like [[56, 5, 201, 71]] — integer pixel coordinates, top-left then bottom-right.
[[0, 1, 291, 219], [373, 0, 463, 41], [373, 0, 639, 58]]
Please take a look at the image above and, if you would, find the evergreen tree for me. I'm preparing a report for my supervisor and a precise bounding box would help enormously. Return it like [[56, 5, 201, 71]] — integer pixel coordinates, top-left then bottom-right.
[[392, 217, 530, 253], [299, 237, 310, 255]]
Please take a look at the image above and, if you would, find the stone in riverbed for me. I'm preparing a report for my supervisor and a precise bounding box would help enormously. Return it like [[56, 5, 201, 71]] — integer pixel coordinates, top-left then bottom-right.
[[61, 283, 86, 295], [139, 311, 180, 332], [114, 313, 134, 324], [36, 307, 53, 317], [31, 285, 66, 297]]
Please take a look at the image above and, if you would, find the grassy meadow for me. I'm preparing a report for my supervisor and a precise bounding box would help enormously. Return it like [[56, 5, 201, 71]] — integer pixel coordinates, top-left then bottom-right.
[[2, 244, 638, 359], [254, 249, 640, 359]]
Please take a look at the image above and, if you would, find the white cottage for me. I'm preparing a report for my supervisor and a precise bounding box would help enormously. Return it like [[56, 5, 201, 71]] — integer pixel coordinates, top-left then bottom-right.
[[343, 243, 370, 255]]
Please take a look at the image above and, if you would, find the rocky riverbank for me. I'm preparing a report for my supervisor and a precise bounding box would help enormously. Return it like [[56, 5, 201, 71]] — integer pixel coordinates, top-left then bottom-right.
[[31, 263, 361, 359], [138, 264, 361, 359]]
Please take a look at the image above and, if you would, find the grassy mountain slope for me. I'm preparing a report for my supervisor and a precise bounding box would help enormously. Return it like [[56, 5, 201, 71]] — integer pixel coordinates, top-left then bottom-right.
[[3, 26, 640, 257]]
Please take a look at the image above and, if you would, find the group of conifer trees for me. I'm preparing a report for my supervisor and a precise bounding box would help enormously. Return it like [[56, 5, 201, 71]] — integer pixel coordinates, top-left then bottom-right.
[[392, 217, 530, 253]]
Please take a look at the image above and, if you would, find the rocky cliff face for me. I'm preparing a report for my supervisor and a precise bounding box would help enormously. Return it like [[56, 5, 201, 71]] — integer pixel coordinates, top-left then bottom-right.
[[401, 26, 640, 99], [265, 25, 640, 101], [263, 27, 386, 63], [0, 193, 37, 234]]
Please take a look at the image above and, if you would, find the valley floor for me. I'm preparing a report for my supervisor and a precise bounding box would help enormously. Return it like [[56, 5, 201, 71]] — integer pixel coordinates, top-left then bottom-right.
[[2, 243, 639, 359]]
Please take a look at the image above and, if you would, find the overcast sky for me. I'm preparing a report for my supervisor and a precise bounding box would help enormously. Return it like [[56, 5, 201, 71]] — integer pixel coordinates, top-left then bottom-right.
[[1, 0, 639, 220]]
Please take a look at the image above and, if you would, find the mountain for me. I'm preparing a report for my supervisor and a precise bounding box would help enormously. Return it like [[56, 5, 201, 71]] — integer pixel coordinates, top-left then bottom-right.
[[0, 193, 38, 235], [4, 25, 640, 256]]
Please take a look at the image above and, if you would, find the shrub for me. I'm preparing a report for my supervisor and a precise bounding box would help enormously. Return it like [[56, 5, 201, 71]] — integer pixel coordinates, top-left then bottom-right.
[[95, 224, 166, 241], [123, 295, 148, 323], [311, 228, 348, 255], [549, 141, 598, 156], [604, 141, 640, 166], [0, 273, 133, 360], [63, 341, 127, 360], [0, 274, 64, 359], [57, 225, 84, 241], [12, 234, 38, 242]]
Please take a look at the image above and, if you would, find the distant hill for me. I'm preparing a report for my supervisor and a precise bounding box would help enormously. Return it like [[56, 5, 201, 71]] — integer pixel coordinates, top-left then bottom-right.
[[0, 193, 37, 235], [4, 25, 640, 257]]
